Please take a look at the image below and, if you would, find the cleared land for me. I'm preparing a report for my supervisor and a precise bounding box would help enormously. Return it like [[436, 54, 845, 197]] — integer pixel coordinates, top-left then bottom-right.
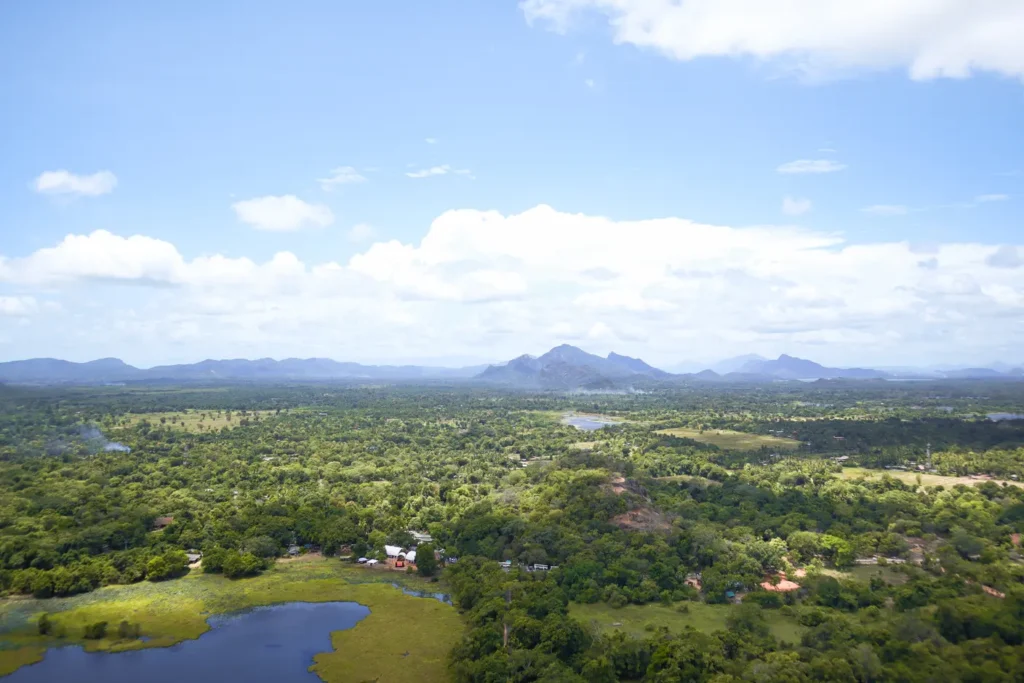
[[0, 559, 461, 682], [656, 427, 802, 451], [570, 601, 804, 645], [839, 467, 1023, 490], [116, 410, 276, 433], [842, 565, 910, 586]]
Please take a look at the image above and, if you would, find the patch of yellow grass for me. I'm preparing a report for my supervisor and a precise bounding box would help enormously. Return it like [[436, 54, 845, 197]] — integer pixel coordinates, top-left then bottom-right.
[[0, 646, 46, 677], [0, 560, 461, 682], [839, 467, 1023, 490], [656, 428, 801, 451]]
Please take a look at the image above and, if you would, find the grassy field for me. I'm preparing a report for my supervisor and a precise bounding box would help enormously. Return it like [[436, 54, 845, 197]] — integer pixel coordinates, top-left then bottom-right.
[[656, 427, 802, 451], [0, 559, 461, 682], [570, 601, 805, 645], [842, 565, 910, 585], [839, 467, 1023, 490], [115, 410, 277, 433]]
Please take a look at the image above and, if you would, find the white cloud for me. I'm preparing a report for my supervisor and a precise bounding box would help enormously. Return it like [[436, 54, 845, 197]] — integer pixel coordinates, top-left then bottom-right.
[[782, 196, 812, 216], [862, 204, 910, 216], [232, 195, 334, 231], [405, 165, 473, 179], [2, 205, 1023, 365], [584, 78, 596, 88], [34, 170, 117, 197], [777, 159, 846, 174], [976, 193, 1009, 203], [425, 138, 438, 145], [520, 1, 1024, 81], [318, 167, 366, 191], [347, 223, 377, 244], [986, 245, 1022, 269], [0, 296, 37, 316]]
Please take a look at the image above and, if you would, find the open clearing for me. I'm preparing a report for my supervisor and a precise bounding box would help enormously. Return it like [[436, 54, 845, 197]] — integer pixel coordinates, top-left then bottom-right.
[[842, 565, 911, 585], [570, 601, 804, 645], [656, 427, 802, 451], [0, 559, 460, 682], [839, 467, 1023, 490], [115, 410, 277, 433]]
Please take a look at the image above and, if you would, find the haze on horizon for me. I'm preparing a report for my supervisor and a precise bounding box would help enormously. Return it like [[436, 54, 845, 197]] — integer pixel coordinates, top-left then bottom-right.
[[1, 2, 1022, 370]]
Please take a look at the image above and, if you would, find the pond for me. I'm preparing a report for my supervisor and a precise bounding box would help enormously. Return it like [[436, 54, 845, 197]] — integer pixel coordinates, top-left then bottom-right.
[[562, 414, 621, 431], [987, 413, 1024, 422], [3, 601, 369, 682]]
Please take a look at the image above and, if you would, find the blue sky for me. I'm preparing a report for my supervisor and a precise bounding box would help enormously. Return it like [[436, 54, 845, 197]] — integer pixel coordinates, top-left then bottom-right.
[[1, 1, 1023, 368]]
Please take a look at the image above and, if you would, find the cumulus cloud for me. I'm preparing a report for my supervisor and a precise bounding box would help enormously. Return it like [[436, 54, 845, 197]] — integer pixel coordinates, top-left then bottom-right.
[[34, 170, 117, 197], [0, 296, 37, 316], [406, 165, 473, 179], [317, 167, 366, 191], [232, 195, 334, 231], [862, 204, 910, 216], [2, 205, 1022, 365], [520, 0, 1024, 80], [782, 196, 812, 216], [986, 245, 1022, 269], [777, 159, 846, 174]]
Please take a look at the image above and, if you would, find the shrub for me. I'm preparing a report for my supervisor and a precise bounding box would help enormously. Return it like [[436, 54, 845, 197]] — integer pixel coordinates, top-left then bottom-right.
[[117, 620, 141, 639], [83, 621, 108, 639], [37, 613, 52, 636]]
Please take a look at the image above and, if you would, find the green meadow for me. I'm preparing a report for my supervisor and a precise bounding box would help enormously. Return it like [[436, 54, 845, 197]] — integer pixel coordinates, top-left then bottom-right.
[[656, 427, 802, 451], [570, 601, 805, 645]]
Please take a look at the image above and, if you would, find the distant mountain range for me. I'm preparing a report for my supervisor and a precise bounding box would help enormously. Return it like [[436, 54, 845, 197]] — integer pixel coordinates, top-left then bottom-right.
[[734, 354, 887, 380], [0, 357, 485, 385], [0, 347, 1021, 387]]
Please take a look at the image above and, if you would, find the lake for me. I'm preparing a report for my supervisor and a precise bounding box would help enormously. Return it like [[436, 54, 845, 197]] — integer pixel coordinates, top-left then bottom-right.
[[2, 601, 369, 682], [562, 414, 620, 431]]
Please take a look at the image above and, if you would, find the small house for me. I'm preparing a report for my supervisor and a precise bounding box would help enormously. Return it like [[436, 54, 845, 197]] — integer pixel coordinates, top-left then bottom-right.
[[384, 545, 403, 558], [287, 545, 300, 556], [409, 530, 433, 544], [186, 550, 202, 564]]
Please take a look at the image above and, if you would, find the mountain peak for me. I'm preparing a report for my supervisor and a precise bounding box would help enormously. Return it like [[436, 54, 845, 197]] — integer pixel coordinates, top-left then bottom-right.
[[478, 345, 671, 388]]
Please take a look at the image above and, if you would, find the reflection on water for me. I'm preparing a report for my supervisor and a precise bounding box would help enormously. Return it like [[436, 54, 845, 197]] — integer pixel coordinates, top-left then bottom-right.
[[3, 602, 369, 683], [562, 414, 620, 431]]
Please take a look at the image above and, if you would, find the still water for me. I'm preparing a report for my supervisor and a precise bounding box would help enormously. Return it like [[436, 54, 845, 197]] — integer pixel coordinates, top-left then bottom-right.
[[563, 415, 619, 431], [3, 601, 369, 683], [988, 413, 1024, 422]]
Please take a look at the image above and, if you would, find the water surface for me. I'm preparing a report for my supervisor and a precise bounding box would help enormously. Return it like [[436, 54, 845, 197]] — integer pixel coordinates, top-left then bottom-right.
[[988, 413, 1024, 422], [3, 601, 369, 683], [562, 415, 620, 431]]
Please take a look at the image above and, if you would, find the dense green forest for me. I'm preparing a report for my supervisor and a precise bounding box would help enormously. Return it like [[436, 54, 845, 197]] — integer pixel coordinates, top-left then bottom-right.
[[1, 380, 1023, 681]]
